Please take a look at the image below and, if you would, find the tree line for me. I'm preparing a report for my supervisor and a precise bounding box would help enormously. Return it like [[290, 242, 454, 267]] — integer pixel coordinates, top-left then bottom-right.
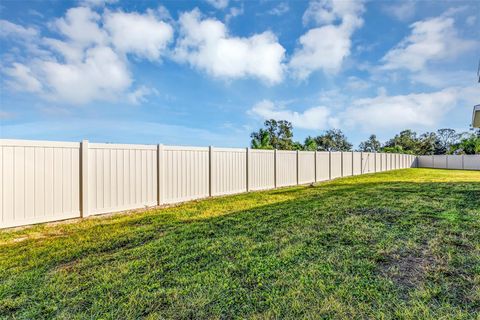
[[250, 119, 480, 155]]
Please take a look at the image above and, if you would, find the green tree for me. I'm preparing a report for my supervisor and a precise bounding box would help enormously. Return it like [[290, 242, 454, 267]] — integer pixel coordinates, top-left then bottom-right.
[[250, 119, 297, 150], [382, 145, 406, 154], [417, 132, 440, 155], [303, 136, 318, 151], [450, 134, 480, 154], [383, 130, 419, 153], [358, 134, 381, 152], [314, 129, 353, 151], [436, 128, 459, 154], [250, 129, 273, 149]]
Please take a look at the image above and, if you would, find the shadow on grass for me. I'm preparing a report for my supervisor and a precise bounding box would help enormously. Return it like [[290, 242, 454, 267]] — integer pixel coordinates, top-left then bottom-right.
[[1, 177, 479, 318]]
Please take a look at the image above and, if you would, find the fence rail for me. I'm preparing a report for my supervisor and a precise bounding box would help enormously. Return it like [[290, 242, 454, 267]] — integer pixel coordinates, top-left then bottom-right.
[[417, 155, 480, 170], [1, 139, 421, 229]]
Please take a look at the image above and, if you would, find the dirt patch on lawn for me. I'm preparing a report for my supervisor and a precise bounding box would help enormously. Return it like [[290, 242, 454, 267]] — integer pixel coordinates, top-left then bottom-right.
[[379, 242, 437, 291]]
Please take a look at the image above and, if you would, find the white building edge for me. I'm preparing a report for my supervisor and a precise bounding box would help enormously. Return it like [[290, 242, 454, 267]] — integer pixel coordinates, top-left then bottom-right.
[[473, 105, 480, 128]]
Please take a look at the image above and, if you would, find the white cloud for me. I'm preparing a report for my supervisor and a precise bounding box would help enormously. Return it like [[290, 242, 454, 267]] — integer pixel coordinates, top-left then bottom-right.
[[249, 85, 480, 132], [290, 0, 365, 79], [383, 1, 415, 22], [54, 7, 107, 47], [302, 0, 364, 26], [466, 15, 476, 26], [0, 19, 38, 38], [225, 6, 244, 23], [127, 86, 157, 105], [4, 63, 42, 92], [205, 0, 229, 10], [174, 9, 285, 84], [2, 6, 176, 105], [0, 111, 15, 120], [249, 99, 336, 130], [381, 16, 476, 71], [268, 3, 289, 16], [43, 37, 84, 63], [346, 76, 371, 90], [104, 10, 173, 60], [79, 0, 118, 7], [40, 46, 132, 104], [342, 87, 471, 130]]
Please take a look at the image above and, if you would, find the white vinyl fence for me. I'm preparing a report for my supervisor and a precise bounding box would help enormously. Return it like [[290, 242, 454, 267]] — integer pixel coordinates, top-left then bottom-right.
[[417, 155, 480, 170], [1, 139, 421, 228]]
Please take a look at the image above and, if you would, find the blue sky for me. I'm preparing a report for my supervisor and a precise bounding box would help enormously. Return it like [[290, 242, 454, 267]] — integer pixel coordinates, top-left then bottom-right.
[[0, 0, 479, 148]]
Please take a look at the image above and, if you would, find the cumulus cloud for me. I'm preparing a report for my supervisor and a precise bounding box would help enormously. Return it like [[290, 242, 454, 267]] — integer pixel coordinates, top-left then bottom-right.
[[127, 86, 157, 105], [342, 88, 459, 130], [4, 63, 43, 92], [0, 19, 38, 38], [289, 0, 365, 79], [2, 7, 174, 105], [383, 1, 415, 22], [249, 86, 479, 132], [173, 9, 286, 84], [249, 99, 336, 130], [205, 0, 229, 10], [346, 76, 371, 90], [381, 16, 476, 71], [267, 3, 289, 16], [40, 46, 132, 104], [54, 7, 107, 47], [104, 10, 173, 60], [79, 0, 118, 7]]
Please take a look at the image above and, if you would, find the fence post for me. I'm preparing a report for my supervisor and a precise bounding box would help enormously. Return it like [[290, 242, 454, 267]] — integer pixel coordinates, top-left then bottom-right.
[[209, 146, 213, 197], [81, 140, 89, 218], [360, 152, 363, 174], [340, 152, 344, 177], [246, 147, 250, 192], [274, 149, 277, 188], [327, 151, 331, 180], [314, 151, 317, 182], [157, 144, 163, 205], [351, 152, 354, 175], [462, 154, 464, 170], [374, 152, 377, 173], [296, 150, 299, 185]]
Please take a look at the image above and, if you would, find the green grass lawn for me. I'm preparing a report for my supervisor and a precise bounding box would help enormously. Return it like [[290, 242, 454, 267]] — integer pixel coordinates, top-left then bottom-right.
[[1, 169, 479, 319]]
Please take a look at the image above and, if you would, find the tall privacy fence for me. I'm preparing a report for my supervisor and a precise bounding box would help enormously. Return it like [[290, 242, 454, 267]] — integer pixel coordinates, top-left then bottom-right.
[[0, 138, 434, 229], [417, 155, 480, 170]]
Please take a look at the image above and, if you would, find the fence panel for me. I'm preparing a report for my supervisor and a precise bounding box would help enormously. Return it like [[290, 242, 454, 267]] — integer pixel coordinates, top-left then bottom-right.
[[212, 148, 246, 196], [367, 153, 376, 173], [248, 149, 274, 191], [330, 152, 342, 179], [10, 138, 469, 229], [88, 143, 157, 215], [447, 155, 463, 169], [298, 151, 315, 184], [276, 151, 297, 187], [353, 152, 362, 175], [417, 155, 480, 170], [161, 146, 209, 204], [316, 152, 330, 181], [464, 155, 480, 170], [433, 155, 447, 169], [418, 156, 433, 168], [375, 153, 382, 172], [381, 153, 387, 171], [342, 152, 353, 177], [0, 140, 81, 228]]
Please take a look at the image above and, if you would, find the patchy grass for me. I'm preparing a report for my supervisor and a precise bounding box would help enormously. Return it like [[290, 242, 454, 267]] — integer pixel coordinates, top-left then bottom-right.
[[1, 169, 479, 319]]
